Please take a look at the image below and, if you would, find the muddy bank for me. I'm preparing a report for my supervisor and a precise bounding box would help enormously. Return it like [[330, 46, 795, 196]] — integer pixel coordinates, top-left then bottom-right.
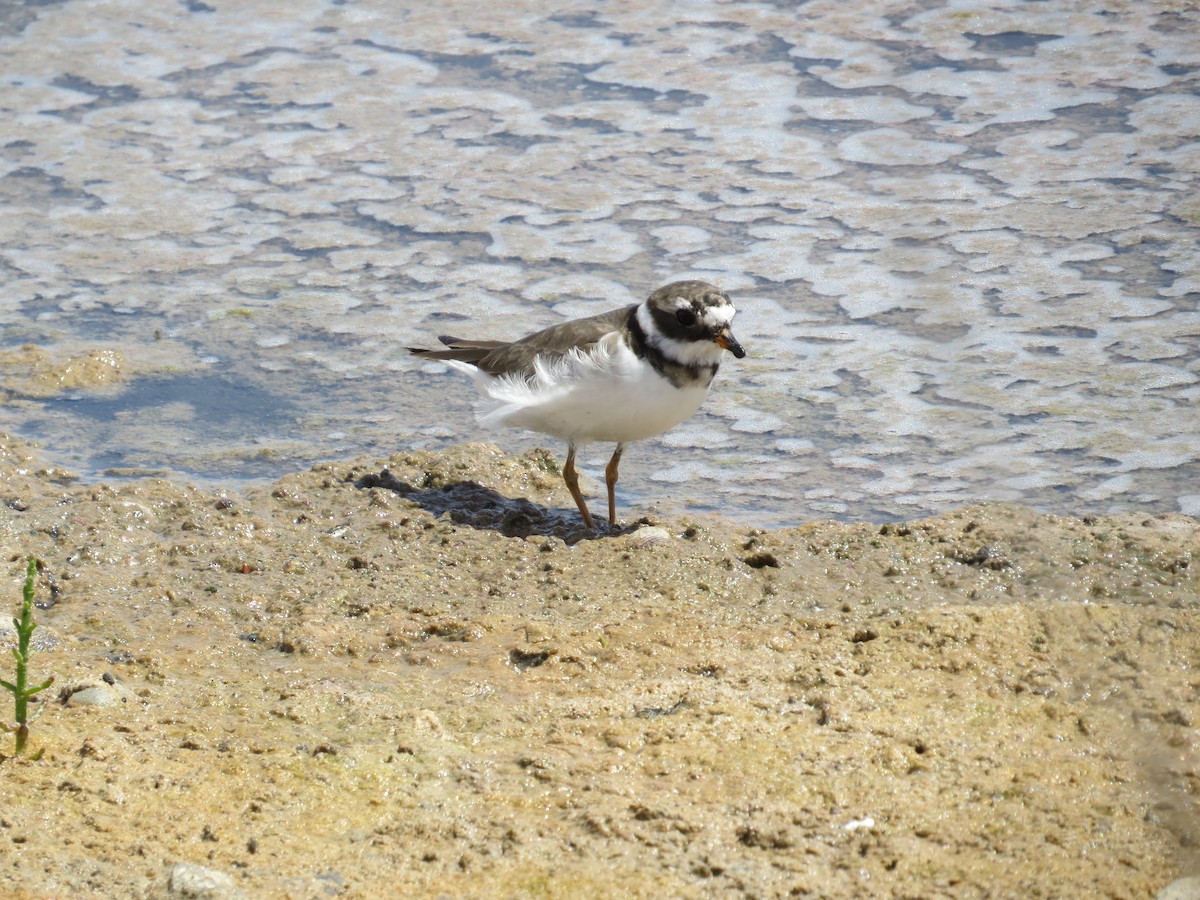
[[0, 433, 1197, 898]]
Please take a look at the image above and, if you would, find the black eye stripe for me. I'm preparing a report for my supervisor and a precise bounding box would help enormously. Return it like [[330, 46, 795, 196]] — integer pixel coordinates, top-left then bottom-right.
[[645, 287, 734, 338]]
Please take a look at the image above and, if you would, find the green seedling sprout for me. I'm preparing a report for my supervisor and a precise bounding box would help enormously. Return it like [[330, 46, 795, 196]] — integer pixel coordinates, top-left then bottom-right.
[[1, 558, 54, 759]]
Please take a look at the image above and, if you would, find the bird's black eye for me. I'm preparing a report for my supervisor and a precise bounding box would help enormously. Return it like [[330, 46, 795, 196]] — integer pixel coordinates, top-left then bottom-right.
[[675, 308, 697, 327]]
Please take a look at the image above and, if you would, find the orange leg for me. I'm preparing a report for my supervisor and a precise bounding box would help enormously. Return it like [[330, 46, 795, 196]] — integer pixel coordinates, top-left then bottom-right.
[[604, 442, 625, 526], [563, 442, 595, 529]]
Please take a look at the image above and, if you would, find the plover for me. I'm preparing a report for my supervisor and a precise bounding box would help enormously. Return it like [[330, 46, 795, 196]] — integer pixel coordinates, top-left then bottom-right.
[[409, 280, 745, 529]]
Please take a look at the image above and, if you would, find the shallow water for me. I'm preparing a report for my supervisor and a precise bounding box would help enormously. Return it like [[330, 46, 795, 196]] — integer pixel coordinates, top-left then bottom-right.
[[2, 0, 1198, 527]]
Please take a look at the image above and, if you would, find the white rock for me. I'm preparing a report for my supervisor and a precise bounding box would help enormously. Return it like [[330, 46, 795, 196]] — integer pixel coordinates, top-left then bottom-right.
[[64, 678, 137, 708], [1158, 877, 1200, 900], [168, 862, 244, 899]]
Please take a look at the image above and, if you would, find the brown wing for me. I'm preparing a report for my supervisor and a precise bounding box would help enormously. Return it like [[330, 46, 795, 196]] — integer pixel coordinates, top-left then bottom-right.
[[407, 336, 508, 367], [409, 305, 637, 378]]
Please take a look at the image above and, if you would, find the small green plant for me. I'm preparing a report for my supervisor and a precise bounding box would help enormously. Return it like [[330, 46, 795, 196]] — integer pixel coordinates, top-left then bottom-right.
[[1, 558, 54, 759]]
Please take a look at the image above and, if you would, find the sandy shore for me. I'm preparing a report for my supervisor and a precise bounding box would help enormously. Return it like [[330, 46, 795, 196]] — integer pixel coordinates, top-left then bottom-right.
[[0, 433, 1197, 898]]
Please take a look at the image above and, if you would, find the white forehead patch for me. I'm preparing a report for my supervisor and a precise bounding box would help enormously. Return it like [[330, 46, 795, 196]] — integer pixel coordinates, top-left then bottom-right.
[[703, 303, 735, 327], [671, 293, 735, 328]]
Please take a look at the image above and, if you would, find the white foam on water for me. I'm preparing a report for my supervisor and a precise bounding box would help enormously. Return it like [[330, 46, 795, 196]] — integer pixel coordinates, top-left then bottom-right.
[[1, 0, 1197, 527]]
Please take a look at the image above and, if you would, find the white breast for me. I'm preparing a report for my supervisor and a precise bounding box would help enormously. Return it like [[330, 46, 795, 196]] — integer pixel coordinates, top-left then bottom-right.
[[449, 332, 713, 444]]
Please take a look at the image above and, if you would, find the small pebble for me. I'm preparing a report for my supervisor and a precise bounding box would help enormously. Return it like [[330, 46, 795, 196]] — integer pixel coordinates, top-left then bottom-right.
[[842, 817, 875, 832], [63, 678, 137, 708], [1158, 877, 1200, 900], [168, 861, 244, 898]]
